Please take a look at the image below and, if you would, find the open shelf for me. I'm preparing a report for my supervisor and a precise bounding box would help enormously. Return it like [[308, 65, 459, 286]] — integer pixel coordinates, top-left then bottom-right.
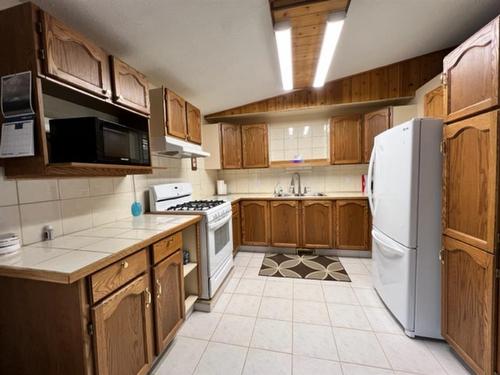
[[183, 262, 197, 277], [185, 295, 198, 314]]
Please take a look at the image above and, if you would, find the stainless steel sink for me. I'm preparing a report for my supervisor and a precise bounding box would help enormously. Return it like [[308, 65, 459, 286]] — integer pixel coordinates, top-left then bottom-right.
[[273, 192, 327, 198]]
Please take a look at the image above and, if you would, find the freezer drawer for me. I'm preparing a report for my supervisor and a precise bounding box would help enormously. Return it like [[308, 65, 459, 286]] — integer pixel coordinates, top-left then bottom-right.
[[372, 229, 416, 336]]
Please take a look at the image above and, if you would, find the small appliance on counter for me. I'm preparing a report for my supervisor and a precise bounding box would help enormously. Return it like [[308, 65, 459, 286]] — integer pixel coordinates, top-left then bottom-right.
[[216, 180, 227, 195], [0, 233, 21, 255]]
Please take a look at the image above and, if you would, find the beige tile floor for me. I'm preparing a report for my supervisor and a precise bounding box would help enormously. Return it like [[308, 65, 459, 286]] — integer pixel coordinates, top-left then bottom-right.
[[152, 251, 472, 375]]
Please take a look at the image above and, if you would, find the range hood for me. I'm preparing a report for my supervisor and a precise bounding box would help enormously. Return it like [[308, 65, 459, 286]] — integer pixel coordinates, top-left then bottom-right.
[[151, 136, 210, 159]]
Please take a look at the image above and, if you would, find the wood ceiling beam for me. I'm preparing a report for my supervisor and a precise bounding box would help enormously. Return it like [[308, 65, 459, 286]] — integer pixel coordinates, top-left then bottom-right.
[[205, 48, 452, 121]]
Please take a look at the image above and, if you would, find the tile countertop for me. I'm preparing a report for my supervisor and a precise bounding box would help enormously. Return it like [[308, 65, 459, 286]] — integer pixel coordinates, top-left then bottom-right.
[[0, 214, 201, 284], [207, 192, 368, 203]]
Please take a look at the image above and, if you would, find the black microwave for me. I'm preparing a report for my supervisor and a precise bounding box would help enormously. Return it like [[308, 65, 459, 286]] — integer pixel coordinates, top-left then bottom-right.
[[49, 117, 150, 166]]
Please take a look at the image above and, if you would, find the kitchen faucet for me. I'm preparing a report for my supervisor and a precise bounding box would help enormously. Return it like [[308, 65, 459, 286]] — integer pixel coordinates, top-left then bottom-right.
[[290, 172, 302, 196]]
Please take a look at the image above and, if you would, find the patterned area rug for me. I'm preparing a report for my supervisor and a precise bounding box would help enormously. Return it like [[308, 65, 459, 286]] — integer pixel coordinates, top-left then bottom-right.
[[259, 253, 351, 282]]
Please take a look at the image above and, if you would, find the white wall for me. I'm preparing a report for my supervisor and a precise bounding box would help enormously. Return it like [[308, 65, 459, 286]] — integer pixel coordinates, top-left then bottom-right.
[[0, 157, 216, 245]]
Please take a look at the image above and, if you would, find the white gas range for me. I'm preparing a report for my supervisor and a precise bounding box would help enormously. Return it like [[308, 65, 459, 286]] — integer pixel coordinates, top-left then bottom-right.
[[149, 183, 233, 300]]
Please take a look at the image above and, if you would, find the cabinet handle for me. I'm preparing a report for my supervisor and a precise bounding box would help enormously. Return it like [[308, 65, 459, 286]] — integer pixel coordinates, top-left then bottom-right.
[[440, 72, 447, 87], [145, 288, 152, 308], [156, 279, 162, 298], [439, 249, 445, 264], [121, 261, 129, 269]]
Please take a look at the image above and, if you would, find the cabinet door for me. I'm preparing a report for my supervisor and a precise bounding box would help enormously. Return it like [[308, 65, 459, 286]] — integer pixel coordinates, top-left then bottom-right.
[[152, 250, 185, 354], [220, 123, 242, 169], [441, 236, 495, 375], [242, 124, 269, 168], [165, 89, 187, 139], [335, 200, 370, 250], [424, 86, 445, 119], [443, 16, 499, 122], [270, 200, 299, 247], [42, 12, 111, 98], [186, 103, 202, 144], [302, 200, 333, 248], [232, 203, 241, 254], [330, 115, 362, 164], [442, 110, 499, 252], [241, 201, 269, 246], [92, 274, 153, 375], [363, 108, 391, 163], [110, 56, 150, 114]]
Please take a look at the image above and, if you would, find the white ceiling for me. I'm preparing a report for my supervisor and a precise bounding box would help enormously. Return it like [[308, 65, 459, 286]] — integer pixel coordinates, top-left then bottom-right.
[[1, 0, 499, 115]]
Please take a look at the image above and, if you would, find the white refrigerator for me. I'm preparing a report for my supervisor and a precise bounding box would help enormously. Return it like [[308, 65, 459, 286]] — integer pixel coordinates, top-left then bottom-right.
[[368, 118, 443, 339]]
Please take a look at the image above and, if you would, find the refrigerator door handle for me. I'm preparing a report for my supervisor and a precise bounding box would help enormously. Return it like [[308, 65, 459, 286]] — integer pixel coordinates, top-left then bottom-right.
[[372, 230, 406, 258], [367, 146, 376, 214]]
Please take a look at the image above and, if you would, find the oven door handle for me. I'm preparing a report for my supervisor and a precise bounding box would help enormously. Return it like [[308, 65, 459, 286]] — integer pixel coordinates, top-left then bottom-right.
[[208, 213, 232, 231]]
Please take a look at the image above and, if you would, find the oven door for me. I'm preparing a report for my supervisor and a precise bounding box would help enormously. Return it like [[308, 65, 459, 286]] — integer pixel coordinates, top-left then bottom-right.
[[206, 212, 233, 278]]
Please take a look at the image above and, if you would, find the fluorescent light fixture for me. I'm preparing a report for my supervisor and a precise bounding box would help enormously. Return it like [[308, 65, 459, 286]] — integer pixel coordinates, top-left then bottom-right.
[[313, 11, 346, 88], [274, 22, 293, 91]]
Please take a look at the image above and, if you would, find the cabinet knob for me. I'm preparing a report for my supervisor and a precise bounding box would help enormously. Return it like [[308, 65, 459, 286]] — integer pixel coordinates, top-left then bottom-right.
[[121, 261, 129, 269]]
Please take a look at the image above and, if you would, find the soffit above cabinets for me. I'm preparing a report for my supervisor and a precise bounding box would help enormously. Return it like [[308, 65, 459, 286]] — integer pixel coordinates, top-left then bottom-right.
[[269, 0, 350, 89]]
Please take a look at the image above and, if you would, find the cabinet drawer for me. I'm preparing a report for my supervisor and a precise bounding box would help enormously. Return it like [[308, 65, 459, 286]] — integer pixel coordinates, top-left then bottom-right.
[[91, 249, 147, 303], [152, 232, 183, 264]]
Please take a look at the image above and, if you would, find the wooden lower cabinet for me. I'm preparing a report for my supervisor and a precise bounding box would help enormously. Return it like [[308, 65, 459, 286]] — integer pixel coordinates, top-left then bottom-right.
[[152, 250, 185, 354], [92, 274, 154, 375], [301, 200, 333, 248], [270, 200, 300, 247], [232, 203, 241, 254], [241, 200, 270, 245], [441, 236, 496, 375], [335, 200, 370, 250]]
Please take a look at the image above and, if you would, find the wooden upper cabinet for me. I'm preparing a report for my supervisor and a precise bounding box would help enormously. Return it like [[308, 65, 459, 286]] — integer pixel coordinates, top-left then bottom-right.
[[241, 124, 269, 168], [165, 89, 187, 139], [330, 115, 362, 164], [220, 123, 242, 169], [335, 199, 370, 250], [441, 236, 495, 375], [302, 200, 333, 248], [91, 274, 154, 375], [442, 110, 499, 253], [41, 12, 112, 98], [152, 250, 185, 354], [110, 56, 150, 114], [186, 103, 202, 144], [241, 201, 269, 246], [270, 200, 299, 248], [424, 86, 445, 119], [443, 16, 499, 123], [363, 108, 391, 163]]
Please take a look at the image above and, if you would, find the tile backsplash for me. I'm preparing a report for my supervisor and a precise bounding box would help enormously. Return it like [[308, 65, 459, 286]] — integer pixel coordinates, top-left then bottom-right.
[[218, 164, 368, 195], [268, 119, 329, 162], [0, 156, 217, 245]]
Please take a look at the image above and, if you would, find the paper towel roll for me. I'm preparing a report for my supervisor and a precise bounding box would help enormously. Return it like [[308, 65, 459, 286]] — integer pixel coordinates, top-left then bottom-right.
[[217, 180, 227, 195]]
